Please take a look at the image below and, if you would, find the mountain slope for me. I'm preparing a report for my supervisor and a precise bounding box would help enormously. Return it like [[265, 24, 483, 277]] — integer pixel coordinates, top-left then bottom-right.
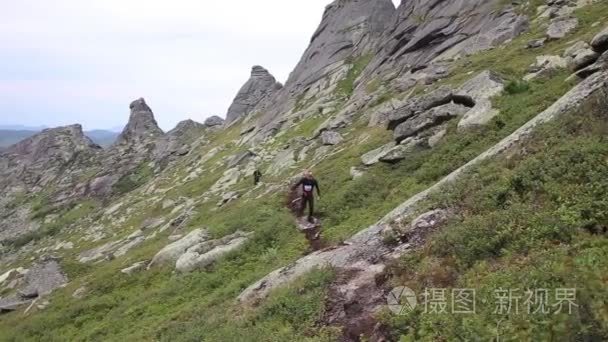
[[0, 0, 607, 341], [0, 129, 119, 148]]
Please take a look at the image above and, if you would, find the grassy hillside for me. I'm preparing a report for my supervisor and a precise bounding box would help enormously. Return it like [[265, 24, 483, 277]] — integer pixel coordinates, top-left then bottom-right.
[[0, 2, 607, 341]]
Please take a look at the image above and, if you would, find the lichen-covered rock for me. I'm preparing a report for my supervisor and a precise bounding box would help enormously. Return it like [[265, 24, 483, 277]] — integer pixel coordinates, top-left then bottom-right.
[[590, 26, 608, 52], [379, 138, 425, 163], [204, 115, 225, 127], [148, 229, 210, 268], [154, 119, 206, 165], [394, 103, 468, 142], [361, 142, 396, 166], [546, 17, 578, 40], [114, 98, 164, 147], [320, 131, 344, 146], [523, 55, 568, 81], [387, 87, 455, 130], [175, 231, 252, 273], [20, 257, 68, 297], [457, 70, 505, 130], [121, 261, 147, 275]]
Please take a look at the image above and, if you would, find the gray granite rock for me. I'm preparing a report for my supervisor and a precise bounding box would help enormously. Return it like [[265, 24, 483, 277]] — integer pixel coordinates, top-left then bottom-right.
[[204, 115, 225, 127], [225, 66, 281, 124], [320, 131, 344, 146], [546, 17, 578, 40], [590, 26, 608, 52]]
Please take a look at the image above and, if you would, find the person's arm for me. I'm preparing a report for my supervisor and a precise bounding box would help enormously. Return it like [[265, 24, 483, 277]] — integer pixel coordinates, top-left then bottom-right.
[[292, 178, 303, 190], [315, 180, 321, 197]]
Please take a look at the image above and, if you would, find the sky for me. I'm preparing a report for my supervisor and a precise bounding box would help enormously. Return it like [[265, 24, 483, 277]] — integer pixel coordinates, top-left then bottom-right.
[[0, 0, 401, 131]]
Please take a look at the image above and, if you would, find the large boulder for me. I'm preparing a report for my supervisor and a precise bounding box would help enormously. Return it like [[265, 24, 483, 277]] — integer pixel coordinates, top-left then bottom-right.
[[590, 26, 608, 52], [379, 137, 425, 164], [148, 229, 210, 268], [20, 257, 68, 298], [394, 103, 468, 142], [574, 51, 608, 79], [546, 17, 578, 40], [320, 131, 344, 146], [523, 55, 568, 80], [204, 115, 225, 127], [387, 87, 455, 130], [175, 231, 252, 273], [361, 142, 396, 166], [563, 41, 600, 71], [457, 70, 505, 130]]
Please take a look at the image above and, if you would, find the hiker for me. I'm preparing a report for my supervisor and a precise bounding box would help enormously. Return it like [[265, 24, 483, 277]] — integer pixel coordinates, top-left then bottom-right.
[[293, 170, 320, 223], [253, 169, 262, 185]]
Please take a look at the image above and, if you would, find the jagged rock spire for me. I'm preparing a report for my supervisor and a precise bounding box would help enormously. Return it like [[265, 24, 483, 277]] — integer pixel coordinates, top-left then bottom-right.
[[114, 98, 164, 146], [285, 0, 396, 89], [225, 66, 281, 125]]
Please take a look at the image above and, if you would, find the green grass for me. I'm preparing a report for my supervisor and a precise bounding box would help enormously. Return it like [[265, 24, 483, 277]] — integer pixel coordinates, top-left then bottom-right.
[[113, 162, 154, 195], [336, 54, 373, 98], [383, 88, 608, 341], [2, 2, 608, 340]]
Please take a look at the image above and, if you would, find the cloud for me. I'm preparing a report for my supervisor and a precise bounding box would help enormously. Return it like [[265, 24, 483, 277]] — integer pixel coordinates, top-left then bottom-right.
[[0, 0, 399, 130]]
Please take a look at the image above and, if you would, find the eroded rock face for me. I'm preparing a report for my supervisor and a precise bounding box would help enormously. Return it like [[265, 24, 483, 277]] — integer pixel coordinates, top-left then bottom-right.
[[114, 98, 164, 148], [204, 116, 225, 128], [154, 119, 206, 166], [225, 66, 281, 125], [287, 0, 395, 90], [0, 124, 101, 191], [370, 0, 528, 78], [0, 257, 68, 313]]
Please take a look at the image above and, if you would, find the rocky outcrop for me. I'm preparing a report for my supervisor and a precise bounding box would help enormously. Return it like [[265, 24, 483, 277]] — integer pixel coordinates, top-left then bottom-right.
[[386, 72, 502, 139], [387, 87, 456, 131], [0, 124, 101, 191], [148, 229, 210, 268], [285, 0, 395, 90], [239, 71, 608, 304], [591, 26, 608, 52], [379, 137, 425, 163], [394, 103, 468, 142], [114, 98, 164, 148], [369, 0, 528, 79], [320, 131, 344, 146], [204, 116, 225, 128], [0, 257, 68, 313], [154, 119, 206, 166], [457, 70, 505, 129], [361, 142, 396, 166], [175, 231, 252, 272], [244, 0, 397, 140], [225, 66, 281, 125], [546, 17, 578, 40]]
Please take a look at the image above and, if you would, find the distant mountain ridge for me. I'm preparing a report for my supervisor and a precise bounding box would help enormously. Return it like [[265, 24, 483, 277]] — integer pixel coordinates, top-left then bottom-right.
[[0, 128, 119, 148]]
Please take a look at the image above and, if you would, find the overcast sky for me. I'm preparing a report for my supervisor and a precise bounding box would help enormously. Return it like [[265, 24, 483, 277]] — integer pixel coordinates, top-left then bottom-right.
[[0, 0, 400, 131]]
